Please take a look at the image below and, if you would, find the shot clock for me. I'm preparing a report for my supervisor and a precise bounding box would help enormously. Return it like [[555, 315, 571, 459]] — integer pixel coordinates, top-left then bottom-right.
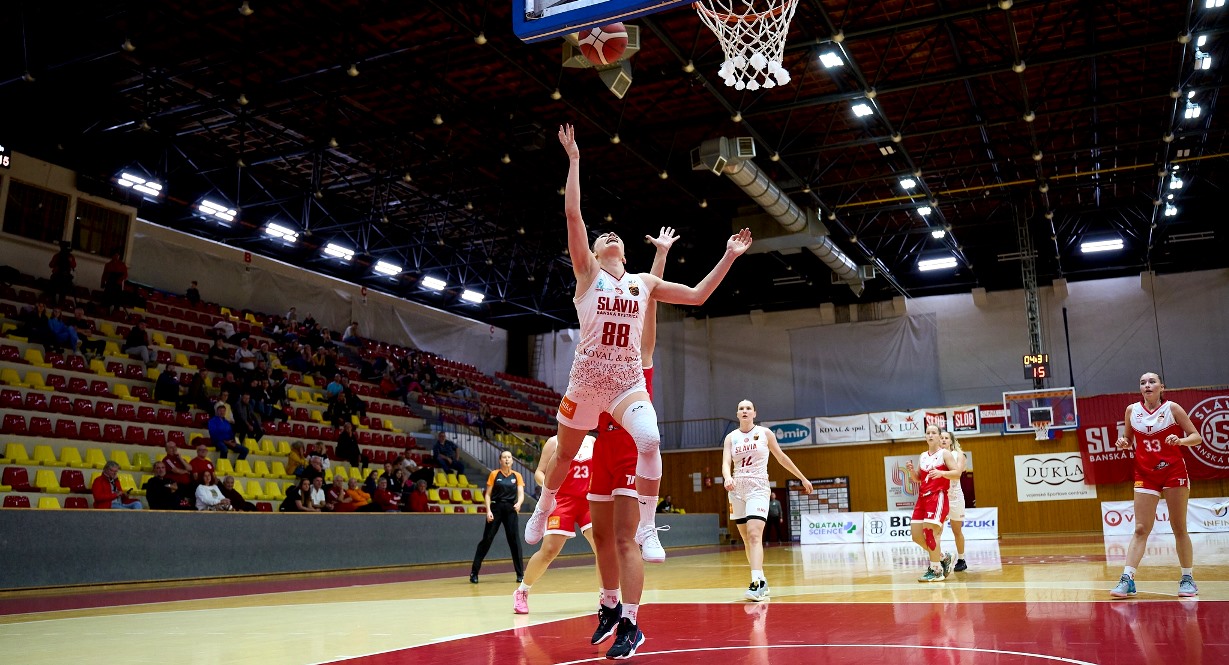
[[1022, 353, 1050, 380]]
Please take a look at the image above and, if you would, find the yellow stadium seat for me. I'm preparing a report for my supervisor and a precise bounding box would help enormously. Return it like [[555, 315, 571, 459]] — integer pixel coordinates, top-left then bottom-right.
[[286, 388, 301, 402], [434, 471, 447, 487], [2, 443, 31, 465], [57, 446, 85, 467], [106, 449, 136, 471], [445, 472, 460, 488], [383, 419, 403, 434], [0, 322, 17, 337], [189, 432, 205, 445], [332, 466, 348, 482], [245, 312, 258, 324], [428, 488, 443, 503], [310, 411, 325, 423], [26, 372, 53, 391], [31, 445, 58, 466], [1, 368, 28, 387], [38, 496, 63, 510], [113, 383, 139, 402], [271, 461, 293, 479], [215, 458, 235, 478], [98, 322, 117, 337], [132, 452, 153, 472], [245, 480, 266, 500], [473, 489, 485, 503], [274, 440, 291, 456], [264, 480, 287, 499], [81, 448, 109, 469], [34, 469, 71, 493], [104, 341, 122, 357], [24, 348, 52, 368], [324, 467, 334, 482], [465, 505, 481, 514], [233, 459, 254, 478], [175, 353, 190, 367], [301, 375, 315, 388], [118, 473, 138, 493], [252, 460, 273, 479], [90, 358, 115, 376], [146, 367, 161, 382], [152, 332, 169, 348]]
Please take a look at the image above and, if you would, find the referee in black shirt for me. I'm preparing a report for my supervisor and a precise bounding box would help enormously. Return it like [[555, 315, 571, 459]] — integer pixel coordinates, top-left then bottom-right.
[[470, 450, 525, 583]]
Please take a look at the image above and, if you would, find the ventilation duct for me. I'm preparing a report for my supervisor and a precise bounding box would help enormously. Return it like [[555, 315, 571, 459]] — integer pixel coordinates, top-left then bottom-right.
[[691, 138, 868, 296]]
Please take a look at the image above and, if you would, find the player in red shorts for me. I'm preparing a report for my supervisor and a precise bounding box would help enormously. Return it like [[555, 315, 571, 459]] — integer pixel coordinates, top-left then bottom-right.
[[905, 424, 958, 582], [513, 433, 596, 615], [1110, 371, 1203, 599]]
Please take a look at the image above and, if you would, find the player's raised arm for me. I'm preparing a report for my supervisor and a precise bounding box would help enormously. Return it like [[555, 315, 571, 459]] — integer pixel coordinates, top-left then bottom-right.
[[559, 124, 599, 286], [647, 226, 679, 279], [644, 229, 752, 306]]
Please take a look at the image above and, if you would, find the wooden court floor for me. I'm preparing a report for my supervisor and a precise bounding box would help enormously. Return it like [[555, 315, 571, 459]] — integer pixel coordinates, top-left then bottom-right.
[[1, 533, 1226, 664]]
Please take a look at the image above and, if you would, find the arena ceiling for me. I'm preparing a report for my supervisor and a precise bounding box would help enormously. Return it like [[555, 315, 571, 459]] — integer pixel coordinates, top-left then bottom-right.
[[3, 0, 1227, 334]]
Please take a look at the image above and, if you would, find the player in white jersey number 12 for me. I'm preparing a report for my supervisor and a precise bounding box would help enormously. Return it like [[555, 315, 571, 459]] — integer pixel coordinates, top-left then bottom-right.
[[722, 400, 813, 601], [525, 123, 753, 566]]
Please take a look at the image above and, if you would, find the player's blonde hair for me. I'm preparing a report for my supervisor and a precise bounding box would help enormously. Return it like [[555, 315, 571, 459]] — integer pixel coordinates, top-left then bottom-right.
[[944, 430, 963, 454]]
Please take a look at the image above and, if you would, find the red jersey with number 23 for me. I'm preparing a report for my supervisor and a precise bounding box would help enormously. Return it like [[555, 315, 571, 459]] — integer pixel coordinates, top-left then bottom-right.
[[1129, 401, 1187, 473]]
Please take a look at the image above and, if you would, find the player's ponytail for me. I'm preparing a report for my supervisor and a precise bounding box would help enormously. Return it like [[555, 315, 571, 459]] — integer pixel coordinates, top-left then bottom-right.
[[947, 431, 963, 454]]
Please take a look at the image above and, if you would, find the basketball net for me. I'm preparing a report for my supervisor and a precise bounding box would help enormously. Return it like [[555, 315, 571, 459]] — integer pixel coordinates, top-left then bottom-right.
[[1033, 421, 1051, 441], [693, 0, 799, 90]]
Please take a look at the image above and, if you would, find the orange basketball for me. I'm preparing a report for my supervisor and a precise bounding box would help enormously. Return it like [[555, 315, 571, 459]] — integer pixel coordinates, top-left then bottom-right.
[[577, 23, 628, 66]]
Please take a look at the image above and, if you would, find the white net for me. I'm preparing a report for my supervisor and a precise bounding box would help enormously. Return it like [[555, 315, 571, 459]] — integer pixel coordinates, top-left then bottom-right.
[[1033, 422, 1051, 441], [693, 0, 800, 90]]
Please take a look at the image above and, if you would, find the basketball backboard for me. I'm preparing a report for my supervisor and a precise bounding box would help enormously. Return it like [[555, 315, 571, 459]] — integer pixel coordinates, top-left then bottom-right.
[[1003, 387, 1079, 433], [514, 0, 692, 42]]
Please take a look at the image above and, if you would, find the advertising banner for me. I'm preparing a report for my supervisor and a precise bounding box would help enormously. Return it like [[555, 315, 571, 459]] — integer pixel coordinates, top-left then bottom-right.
[[1101, 497, 1229, 536], [884, 455, 920, 510], [812, 413, 871, 445], [1079, 390, 1229, 479], [762, 418, 814, 446], [1078, 422, 1133, 485], [799, 511, 864, 544], [862, 507, 1000, 543], [1014, 453, 1099, 502], [870, 410, 927, 441]]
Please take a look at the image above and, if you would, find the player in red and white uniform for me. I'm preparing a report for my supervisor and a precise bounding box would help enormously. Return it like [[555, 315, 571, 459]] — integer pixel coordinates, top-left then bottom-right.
[[512, 434, 596, 615], [526, 123, 753, 577], [721, 400, 813, 601], [1110, 371, 1202, 599], [938, 431, 969, 573], [905, 424, 958, 582]]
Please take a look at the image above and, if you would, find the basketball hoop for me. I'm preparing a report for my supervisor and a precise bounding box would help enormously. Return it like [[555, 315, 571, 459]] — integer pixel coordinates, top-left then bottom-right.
[[693, 0, 799, 90], [1033, 421, 1051, 441]]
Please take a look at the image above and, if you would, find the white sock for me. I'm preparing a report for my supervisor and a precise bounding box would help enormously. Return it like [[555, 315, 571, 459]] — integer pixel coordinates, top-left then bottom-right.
[[600, 588, 620, 608], [637, 495, 657, 529], [957, 552, 965, 560], [622, 603, 639, 624], [539, 487, 558, 511], [1124, 566, 1136, 579], [1182, 567, 1193, 577], [518, 583, 531, 592], [751, 569, 765, 583]]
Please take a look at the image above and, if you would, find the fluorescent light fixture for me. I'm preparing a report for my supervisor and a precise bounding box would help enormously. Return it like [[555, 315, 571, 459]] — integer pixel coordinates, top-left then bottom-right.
[[852, 102, 873, 117], [1206, 0, 1224, 8], [117, 171, 163, 198], [1164, 203, 1179, 217], [461, 289, 485, 303], [1168, 193, 1175, 200], [918, 206, 932, 216], [879, 145, 895, 156], [373, 260, 401, 276], [1169, 177, 1184, 190], [198, 198, 236, 222], [900, 177, 917, 190], [819, 51, 843, 68], [918, 256, 958, 271], [1197, 50, 1212, 69], [422, 276, 447, 291], [1184, 102, 1202, 119], [1080, 239, 1123, 253], [931, 229, 946, 239], [322, 242, 354, 261], [264, 222, 298, 243], [1198, 35, 1208, 47]]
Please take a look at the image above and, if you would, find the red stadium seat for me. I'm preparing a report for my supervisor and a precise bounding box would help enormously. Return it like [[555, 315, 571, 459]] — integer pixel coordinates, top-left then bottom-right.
[[321, 427, 337, 442], [427, 504, 442, 513], [90, 380, 112, 397], [64, 496, 89, 509], [306, 425, 321, 439], [146, 428, 166, 448], [157, 409, 176, 425], [80, 421, 104, 442], [256, 502, 273, 512], [49, 394, 73, 414], [125, 426, 146, 446], [3, 467, 35, 492], [54, 419, 79, 439], [116, 403, 136, 421], [29, 417, 52, 437], [292, 424, 307, 438], [24, 392, 48, 412], [0, 389, 21, 409], [136, 406, 156, 423], [73, 398, 95, 417], [176, 412, 194, 428], [66, 377, 89, 394], [169, 430, 187, 447], [106, 362, 125, 376], [68, 355, 87, 372], [102, 423, 124, 443], [2, 496, 31, 508], [59, 469, 87, 493], [131, 385, 151, 400]]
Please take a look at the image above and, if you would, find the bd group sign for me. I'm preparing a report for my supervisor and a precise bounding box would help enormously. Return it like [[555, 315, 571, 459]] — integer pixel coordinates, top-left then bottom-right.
[[800, 508, 999, 544]]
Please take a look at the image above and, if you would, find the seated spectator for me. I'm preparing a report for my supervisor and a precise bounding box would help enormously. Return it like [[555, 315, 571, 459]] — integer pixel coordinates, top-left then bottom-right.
[[433, 432, 465, 474], [189, 443, 216, 482], [186, 280, 201, 308], [362, 469, 379, 495], [326, 476, 351, 512], [280, 477, 317, 512], [287, 441, 308, 477], [301, 454, 327, 483], [233, 338, 258, 374], [67, 306, 106, 359], [124, 319, 157, 367], [162, 442, 194, 486], [342, 321, 361, 345], [406, 479, 430, 512], [232, 392, 264, 444], [154, 364, 183, 404], [46, 307, 80, 354], [344, 478, 377, 512], [207, 402, 251, 459], [206, 338, 232, 373], [16, 301, 52, 346], [195, 470, 233, 511], [335, 421, 368, 470], [92, 461, 142, 509], [143, 461, 190, 510], [343, 386, 367, 420], [308, 476, 329, 511], [398, 454, 434, 486], [285, 306, 298, 323], [656, 495, 675, 513], [372, 477, 400, 512], [213, 391, 235, 422], [220, 476, 257, 512], [213, 316, 246, 344]]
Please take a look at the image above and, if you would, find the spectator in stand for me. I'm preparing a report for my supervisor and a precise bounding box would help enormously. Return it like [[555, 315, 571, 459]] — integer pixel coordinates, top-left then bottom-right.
[[342, 321, 361, 345], [195, 470, 232, 511], [302, 454, 327, 483], [362, 469, 380, 495], [143, 461, 189, 510], [186, 372, 211, 413], [335, 421, 368, 470], [280, 477, 316, 512], [406, 479, 430, 512], [162, 442, 193, 486], [186, 280, 201, 308], [433, 432, 465, 474], [398, 454, 434, 486], [287, 441, 308, 477], [344, 385, 367, 421], [47, 241, 76, 304], [220, 476, 257, 511], [326, 475, 352, 512], [234, 338, 258, 375], [208, 402, 251, 459], [92, 461, 142, 509], [46, 307, 80, 354], [308, 476, 329, 511], [100, 251, 128, 314], [345, 478, 376, 512], [285, 306, 298, 324], [656, 495, 675, 513], [302, 312, 316, 328], [206, 338, 231, 374], [154, 364, 183, 404], [372, 477, 400, 512], [16, 301, 52, 348], [189, 443, 216, 482], [232, 392, 264, 444], [213, 316, 246, 344], [67, 306, 106, 359], [124, 319, 157, 367]]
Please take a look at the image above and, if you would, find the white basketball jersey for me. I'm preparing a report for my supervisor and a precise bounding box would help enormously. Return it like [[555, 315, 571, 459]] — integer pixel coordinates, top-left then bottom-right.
[[731, 425, 771, 479], [571, 269, 652, 388]]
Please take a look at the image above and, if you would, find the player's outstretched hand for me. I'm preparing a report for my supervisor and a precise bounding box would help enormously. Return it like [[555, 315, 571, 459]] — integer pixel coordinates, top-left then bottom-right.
[[647, 226, 680, 252], [558, 123, 579, 159], [1115, 436, 1132, 450], [727, 228, 753, 256], [801, 479, 814, 495]]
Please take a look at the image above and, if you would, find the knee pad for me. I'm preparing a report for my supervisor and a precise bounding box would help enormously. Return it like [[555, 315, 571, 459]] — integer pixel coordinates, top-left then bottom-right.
[[924, 529, 937, 551], [620, 401, 660, 455], [635, 449, 662, 481]]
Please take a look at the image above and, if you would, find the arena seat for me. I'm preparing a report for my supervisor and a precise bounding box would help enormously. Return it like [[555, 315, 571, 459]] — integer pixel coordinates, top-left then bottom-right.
[[270, 462, 292, 479], [34, 469, 71, 493], [57, 446, 85, 468], [64, 496, 89, 509], [73, 398, 96, 417], [102, 423, 124, 443], [232, 459, 254, 478], [256, 501, 273, 512], [428, 488, 444, 503], [264, 480, 287, 498], [37, 496, 63, 510], [31, 445, 58, 466], [29, 417, 53, 437], [244, 480, 266, 501], [110, 450, 138, 471], [54, 419, 79, 440], [59, 469, 87, 493], [2, 443, 31, 465], [427, 503, 442, 513], [80, 448, 108, 469], [50, 394, 74, 414], [131, 452, 153, 472], [215, 458, 235, 478], [125, 426, 146, 446], [251, 460, 272, 479], [94, 401, 115, 420], [168, 430, 187, 447], [23, 392, 48, 412], [146, 429, 166, 448], [66, 377, 89, 394], [3, 495, 31, 508], [136, 406, 156, 423]]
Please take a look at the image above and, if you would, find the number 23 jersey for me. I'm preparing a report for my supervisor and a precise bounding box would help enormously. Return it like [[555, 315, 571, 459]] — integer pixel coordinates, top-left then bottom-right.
[[571, 269, 653, 389], [1128, 401, 1187, 472]]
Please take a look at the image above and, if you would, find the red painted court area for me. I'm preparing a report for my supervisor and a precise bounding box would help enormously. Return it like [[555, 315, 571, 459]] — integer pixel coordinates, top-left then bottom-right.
[[333, 601, 1229, 664]]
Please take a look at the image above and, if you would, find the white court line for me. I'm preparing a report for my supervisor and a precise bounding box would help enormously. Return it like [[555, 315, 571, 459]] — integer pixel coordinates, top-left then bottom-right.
[[551, 643, 1099, 665]]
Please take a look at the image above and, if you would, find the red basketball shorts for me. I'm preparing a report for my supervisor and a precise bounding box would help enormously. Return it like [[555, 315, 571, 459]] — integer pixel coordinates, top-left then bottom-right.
[[546, 491, 592, 538], [912, 490, 949, 526], [1133, 461, 1190, 496], [588, 428, 638, 502]]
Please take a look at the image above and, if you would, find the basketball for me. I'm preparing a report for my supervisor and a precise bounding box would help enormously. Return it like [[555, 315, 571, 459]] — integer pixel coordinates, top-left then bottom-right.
[[577, 23, 628, 66]]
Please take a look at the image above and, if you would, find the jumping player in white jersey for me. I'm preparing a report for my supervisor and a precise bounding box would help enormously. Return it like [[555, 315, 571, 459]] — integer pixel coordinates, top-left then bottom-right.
[[721, 400, 813, 601], [525, 123, 753, 565], [1111, 371, 1202, 599]]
